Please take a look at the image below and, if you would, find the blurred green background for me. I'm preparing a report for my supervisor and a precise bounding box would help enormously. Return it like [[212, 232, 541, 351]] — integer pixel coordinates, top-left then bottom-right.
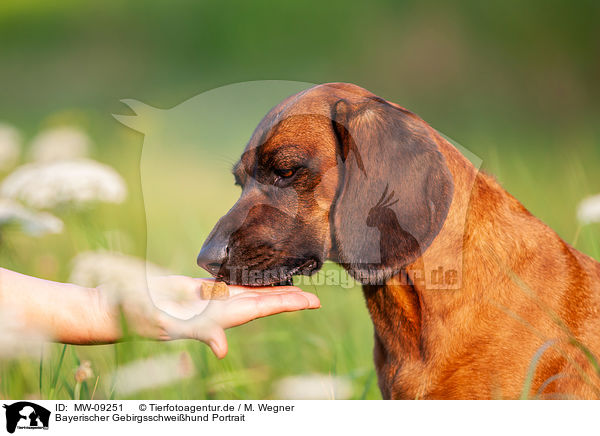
[[0, 0, 599, 400]]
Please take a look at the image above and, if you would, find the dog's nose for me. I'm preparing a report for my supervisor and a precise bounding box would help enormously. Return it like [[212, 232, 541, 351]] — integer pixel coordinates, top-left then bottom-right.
[[197, 240, 228, 277]]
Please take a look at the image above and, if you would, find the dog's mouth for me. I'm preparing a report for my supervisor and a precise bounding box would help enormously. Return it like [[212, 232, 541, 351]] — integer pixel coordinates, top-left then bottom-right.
[[269, 258, 321, 287], [220, 257, 321, 287]]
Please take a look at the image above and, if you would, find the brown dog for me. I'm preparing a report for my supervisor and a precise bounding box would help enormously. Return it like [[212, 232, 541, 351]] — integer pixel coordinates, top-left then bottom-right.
[[197, 83, 600, 399]]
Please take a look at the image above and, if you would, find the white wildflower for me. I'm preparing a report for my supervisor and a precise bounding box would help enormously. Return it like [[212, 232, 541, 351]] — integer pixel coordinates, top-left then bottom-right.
[[0, 123, 21, 171], [107, 352, 195, 396], [0, 198, 63, 236], [28, 126, 90, 162], [578, 194, 600, 225], [0, 159, 126, 209], [69, 250, 169, 307], [74, 360, 94, 383], [273, 374, 353, 400], [74, 360, 95, 400]]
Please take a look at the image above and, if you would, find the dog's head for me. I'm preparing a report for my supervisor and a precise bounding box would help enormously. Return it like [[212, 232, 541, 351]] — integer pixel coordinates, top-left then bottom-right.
[[197, 83, 454, 286]]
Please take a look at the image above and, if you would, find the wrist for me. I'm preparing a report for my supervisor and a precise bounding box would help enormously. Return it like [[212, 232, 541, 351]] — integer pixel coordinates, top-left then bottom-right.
[[50, 285, 122, 344], [78, 286, 122, 344]]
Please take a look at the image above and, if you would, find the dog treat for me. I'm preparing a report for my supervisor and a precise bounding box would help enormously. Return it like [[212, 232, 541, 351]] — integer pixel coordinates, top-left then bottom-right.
[[200, 281, 229, 300]]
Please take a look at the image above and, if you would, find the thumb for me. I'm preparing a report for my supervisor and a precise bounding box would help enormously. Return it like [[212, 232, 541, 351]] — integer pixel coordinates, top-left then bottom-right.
[[162, 314, 229, 359], [206, 327, 228, 359], [186, 318, 229, 359]]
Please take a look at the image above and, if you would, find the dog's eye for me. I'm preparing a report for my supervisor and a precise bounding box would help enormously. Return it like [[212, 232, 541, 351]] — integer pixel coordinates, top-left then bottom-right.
[[274, 168, 296, 179]]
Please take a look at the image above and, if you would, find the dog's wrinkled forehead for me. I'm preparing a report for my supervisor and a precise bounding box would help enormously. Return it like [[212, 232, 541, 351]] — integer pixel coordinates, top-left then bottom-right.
[[235, 83, 376, 175], [246, 83, 375, 151]]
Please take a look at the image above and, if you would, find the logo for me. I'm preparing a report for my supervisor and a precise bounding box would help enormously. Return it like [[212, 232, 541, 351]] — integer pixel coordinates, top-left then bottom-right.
[[2, 402, 50, 434]]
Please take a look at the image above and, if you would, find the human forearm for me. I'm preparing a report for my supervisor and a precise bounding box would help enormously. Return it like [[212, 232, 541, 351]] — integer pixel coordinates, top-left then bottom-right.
[[0, 268, 320, 355], [0, 268, 120, 344]]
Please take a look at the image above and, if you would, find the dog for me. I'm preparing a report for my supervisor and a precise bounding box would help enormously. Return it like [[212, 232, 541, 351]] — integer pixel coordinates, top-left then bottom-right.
[[197, 83, 600, 399]]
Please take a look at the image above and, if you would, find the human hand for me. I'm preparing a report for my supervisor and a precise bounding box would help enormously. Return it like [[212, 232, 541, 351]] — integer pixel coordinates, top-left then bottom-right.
[[122, 276, 320, 358]]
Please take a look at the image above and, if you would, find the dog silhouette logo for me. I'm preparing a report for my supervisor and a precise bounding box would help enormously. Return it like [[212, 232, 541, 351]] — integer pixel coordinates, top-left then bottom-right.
[[2, 402, 50, 433]]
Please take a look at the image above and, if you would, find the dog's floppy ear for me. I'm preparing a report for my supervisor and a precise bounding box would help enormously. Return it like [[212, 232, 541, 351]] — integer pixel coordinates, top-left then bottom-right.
[[330, 97, 454, 284]]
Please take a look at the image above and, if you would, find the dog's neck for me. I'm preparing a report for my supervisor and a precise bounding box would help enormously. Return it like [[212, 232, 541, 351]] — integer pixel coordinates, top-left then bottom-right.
[[360, 134, 515, 399], [361, 278, 424, 399]]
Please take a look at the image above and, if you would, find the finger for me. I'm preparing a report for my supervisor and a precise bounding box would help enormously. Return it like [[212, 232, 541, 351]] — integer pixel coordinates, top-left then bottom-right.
[[164, 315, 229, 359], [226, 284, 303, 295], [299, 291, 320, 308], [227, 289, 303, 299], [265, 285, 304, 292], [190, 321, 228, 359], [206, 327, 228, 359], [221, 292, 317, 328], [229, 291, 320, 308], [250, 292, 313, 318]]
